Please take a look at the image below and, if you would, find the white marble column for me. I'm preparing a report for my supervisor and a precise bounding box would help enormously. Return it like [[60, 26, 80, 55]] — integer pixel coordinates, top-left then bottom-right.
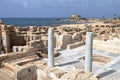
[[48, 28, 54, 67], [85, 32, 93, 72]]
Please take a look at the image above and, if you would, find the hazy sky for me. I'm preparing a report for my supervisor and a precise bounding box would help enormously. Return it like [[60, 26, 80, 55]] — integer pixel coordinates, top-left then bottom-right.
[[0, 0, 120, 18]]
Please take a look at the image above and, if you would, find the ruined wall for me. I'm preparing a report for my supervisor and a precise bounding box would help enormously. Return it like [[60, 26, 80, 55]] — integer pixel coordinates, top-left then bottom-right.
[[0, 25, 3, 54], [0, 20, 119, 53], [1, 25, 11, 53], [13, 40, 47, 55], [56, 33, 72, 50], [55, 32, 84, 50], [0, 25, 26, 53]]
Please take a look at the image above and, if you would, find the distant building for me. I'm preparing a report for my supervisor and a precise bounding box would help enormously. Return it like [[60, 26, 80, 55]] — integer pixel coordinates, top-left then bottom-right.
[[70, 14, 81, 21]]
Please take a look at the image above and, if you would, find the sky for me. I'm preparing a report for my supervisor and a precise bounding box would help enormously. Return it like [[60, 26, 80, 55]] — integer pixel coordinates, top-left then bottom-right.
[[0, 0, 120, 18]]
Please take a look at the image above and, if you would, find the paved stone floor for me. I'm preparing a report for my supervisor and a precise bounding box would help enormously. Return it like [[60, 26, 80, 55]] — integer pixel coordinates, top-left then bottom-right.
[[0, 45, 120, 80], [55, 45, 120, 80]]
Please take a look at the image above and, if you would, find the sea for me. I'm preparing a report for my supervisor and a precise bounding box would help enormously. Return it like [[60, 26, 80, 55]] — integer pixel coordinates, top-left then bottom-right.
[[1, 18, 81, 27]]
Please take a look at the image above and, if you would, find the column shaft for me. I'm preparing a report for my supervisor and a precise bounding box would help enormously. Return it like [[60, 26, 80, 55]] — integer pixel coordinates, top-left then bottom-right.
[[48, 28, 54, 67], [85, 32, 93, 72]]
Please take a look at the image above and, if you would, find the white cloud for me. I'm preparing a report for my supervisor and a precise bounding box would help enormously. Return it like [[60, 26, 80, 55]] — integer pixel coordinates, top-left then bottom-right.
[[23, 1, 29, 7]]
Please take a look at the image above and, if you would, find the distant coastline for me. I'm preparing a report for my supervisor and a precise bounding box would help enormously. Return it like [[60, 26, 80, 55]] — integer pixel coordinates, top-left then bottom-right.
[[1, 18, 83, 27]]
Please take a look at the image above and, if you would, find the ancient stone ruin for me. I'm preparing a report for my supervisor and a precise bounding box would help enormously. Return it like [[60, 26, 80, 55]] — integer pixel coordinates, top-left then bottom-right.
[[0, 19, 120, 80]]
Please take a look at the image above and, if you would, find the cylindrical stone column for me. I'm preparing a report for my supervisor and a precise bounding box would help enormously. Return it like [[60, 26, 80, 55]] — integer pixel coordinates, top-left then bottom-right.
[[85, 32, 93, 72], [48, 28, 54, 67]]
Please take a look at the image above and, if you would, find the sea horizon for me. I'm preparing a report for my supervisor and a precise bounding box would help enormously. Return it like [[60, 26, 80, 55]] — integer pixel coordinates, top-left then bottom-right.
[[0, 18, 82, 27]]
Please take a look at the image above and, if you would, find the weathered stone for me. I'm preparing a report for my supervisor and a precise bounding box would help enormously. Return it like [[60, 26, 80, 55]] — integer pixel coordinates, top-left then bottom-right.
[[72, 32, 82, 43], [17, 65, 37, 80], [89, 75, 99, 80], [47, 67, 67, 79], [60, 70, 92, 80], [66, 41, 85, 50], [56, 33, 72, 50]]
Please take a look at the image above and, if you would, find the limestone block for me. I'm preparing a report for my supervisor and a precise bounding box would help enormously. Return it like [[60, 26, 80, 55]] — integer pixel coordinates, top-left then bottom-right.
[[72, 32, 82, 43], [0, 49, 36, 63], [13, 46, 18, 53], [13, 46, 28, 53], [54, 48, 59, 57], [66, 41, 85, 50], [80, 30, 87, 35], [28, 40, 43, 48], [17, 65, 37, 80], [89, 75, 99, 80], [1, 31, 10, 53], [33, 36, 38, 40], [29, 26, 36, 32], [81, 35, 86, 41], [36, 63, 48, 80], [37, 69, 46, 80], [3, 63, 18, 72], [1, 63, 37, 80], [56, 33, 72, 50], [18, 46, 24, 52], [100, 30, 105, 34], [37, 27, 41, 32], [42, 40, 48, 48], [41, 35, 48, 41], [60, 70, 92, 80], [1, 25, 7, 30], [47, 67, 67, 79]]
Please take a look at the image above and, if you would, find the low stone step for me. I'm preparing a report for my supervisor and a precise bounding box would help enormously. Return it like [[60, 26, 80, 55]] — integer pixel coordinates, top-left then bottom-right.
[[7, 55, 39, 65]]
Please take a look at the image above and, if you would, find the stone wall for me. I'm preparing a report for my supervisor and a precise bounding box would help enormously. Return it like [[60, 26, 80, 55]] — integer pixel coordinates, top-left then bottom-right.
[[44, 67, 99, 80], [0, 20, 120, 53], [66, 41, 85, 50], [1, 25, 11, 53]]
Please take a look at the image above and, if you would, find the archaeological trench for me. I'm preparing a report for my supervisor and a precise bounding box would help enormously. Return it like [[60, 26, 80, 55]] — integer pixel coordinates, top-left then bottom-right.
[[0, 19, 120, 80]]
